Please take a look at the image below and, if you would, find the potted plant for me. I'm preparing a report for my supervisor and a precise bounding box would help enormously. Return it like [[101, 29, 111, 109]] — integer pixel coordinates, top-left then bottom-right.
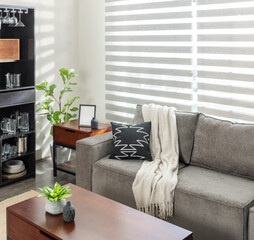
[[36, 68, 79, 163], [38, 182, 72, 215]]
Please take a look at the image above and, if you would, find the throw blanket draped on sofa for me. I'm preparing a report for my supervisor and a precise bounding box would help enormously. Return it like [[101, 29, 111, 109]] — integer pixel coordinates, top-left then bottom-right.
[[132, 104, 179, 219]]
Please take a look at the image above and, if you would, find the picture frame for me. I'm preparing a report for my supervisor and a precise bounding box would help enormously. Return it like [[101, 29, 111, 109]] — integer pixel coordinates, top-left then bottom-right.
[[78, 104, 96, 127]]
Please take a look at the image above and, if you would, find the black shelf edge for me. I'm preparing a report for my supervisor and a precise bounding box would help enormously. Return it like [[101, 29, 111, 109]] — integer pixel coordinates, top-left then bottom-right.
[[1, 172, 35, 187], [0, 59, 29, 63], [0, 101, 35, 109], [0, 86, 35, 93], [1, 130, 35, 140], [2, 151, 35, 163]]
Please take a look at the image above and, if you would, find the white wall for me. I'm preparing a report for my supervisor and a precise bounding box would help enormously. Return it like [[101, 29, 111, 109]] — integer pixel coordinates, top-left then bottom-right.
[[1, 0, 106, 160], [77, 0, 106, 123], [0, 0, 79, 159]]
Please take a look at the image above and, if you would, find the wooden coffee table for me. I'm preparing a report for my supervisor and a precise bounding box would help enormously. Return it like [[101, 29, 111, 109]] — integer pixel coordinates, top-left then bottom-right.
[[7, 184, 192, 240]]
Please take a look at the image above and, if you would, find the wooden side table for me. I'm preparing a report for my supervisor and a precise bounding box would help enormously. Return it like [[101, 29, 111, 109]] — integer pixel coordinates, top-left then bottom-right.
[[53, 120, 112, 177]]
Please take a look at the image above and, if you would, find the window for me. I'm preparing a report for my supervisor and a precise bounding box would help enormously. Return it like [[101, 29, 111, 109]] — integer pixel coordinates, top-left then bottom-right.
[[105, 0, 254, 123]]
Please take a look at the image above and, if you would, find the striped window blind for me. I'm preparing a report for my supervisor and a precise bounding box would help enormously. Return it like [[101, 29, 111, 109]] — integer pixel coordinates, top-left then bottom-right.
[[105, 0, 254, 123], [197, 0, 254, 122]]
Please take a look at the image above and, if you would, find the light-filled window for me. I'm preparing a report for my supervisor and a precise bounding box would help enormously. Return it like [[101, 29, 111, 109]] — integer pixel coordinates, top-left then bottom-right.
[[105, 0, 254, 123]]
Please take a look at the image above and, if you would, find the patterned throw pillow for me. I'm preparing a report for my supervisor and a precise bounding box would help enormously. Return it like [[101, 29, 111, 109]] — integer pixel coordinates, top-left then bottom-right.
[[110, 122, 152, 161]]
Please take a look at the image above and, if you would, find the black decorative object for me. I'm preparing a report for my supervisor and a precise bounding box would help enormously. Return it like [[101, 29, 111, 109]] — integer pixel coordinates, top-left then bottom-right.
[[63, 201, 75, 222], [91, 117, 98, 129], [110, 121, 152, 161]]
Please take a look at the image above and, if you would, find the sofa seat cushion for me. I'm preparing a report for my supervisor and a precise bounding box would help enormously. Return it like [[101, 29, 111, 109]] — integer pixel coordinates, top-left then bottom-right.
[[92, 156, 187, 208], [171, 166, 254, 240]]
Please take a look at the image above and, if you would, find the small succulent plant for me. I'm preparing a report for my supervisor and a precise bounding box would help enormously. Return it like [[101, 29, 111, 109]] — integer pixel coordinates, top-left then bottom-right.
[[38, 182, 72, 203]]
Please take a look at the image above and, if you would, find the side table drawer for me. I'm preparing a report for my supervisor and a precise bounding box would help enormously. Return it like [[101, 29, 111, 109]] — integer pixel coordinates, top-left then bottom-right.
[[53, 127, 79, 148], [53, 127, 89, 148], [7, 212, 56, 240]]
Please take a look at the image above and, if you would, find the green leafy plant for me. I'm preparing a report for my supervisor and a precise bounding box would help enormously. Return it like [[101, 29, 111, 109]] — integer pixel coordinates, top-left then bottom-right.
[[38, 182, 72, 203], [36, 68, 80, 135]]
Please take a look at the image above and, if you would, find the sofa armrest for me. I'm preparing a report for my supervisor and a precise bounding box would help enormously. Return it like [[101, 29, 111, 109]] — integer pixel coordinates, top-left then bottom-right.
[[248, 205, 254, 240], [76, 131, 113, 191]]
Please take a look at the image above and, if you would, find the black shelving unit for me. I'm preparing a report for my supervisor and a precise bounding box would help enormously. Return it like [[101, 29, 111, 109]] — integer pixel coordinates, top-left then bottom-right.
[[0, 5, 35, 187]]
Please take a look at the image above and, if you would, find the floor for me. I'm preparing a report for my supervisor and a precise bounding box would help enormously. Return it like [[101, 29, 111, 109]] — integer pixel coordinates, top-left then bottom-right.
[[0, 158, 76, 201]]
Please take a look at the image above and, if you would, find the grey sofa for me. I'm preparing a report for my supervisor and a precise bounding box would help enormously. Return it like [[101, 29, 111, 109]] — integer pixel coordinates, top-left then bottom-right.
[[76, 106, 254, 240]]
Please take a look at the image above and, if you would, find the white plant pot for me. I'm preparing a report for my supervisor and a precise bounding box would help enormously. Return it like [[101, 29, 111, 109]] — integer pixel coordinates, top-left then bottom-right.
[[50, 143, 71, 164], [45, 198, 66, 215]]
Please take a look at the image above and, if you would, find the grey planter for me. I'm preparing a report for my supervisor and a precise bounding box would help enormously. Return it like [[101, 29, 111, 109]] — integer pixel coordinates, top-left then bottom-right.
[[45, 199, 66, 215]]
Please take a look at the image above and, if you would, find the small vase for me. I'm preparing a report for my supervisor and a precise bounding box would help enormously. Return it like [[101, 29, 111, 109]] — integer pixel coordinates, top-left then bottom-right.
[[45, 199, 66, 215], [63, 201, 75, 222], [91, 117, 98, 129]]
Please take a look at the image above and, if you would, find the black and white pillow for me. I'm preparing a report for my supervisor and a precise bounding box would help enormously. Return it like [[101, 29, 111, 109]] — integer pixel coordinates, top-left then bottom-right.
[[110, 121, 152, 161]]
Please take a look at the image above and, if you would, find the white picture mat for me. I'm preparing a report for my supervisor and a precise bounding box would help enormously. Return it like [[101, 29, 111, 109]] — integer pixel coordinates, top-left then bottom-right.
[[79, 106, 95, 126]]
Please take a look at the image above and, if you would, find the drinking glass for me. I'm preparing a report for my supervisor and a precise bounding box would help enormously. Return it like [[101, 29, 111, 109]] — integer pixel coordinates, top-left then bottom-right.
[[2, 145, 5, 159], [5, 73, 14, 89], [4, 143, 11, 157], [3, 9, 10, 24], [9, 10, 17, 27], [0, 10, 3, 30], [12, 145, 18, 156], [13, 74, 21, 87], [0, 10, 3, 23], [1, 118, 9, 134], [9, 145, 14, 157], [11, 111, 19, 129], [8, 119, 16, 135], [18, 112, 29, 132], [15, 10, 25, 27]]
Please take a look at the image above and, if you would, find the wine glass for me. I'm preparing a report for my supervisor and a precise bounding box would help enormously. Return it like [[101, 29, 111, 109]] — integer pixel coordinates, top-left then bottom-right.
[[15, 9, 25, 27], [0, 10, 3, 30], [3, 9, 10, 24], [0, 10, 3, 23], [9, 9, 18, 27]]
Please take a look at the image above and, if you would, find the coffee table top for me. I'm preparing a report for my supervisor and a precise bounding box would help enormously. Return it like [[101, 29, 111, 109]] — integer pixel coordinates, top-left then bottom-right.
[[7, 184, 192, 240]]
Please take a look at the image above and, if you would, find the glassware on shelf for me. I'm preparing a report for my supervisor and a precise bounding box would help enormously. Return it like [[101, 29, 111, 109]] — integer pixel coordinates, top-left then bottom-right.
[[3, 9, 10, 24], [8, 119, 16, 135], [5, 73, 12, 89], [0, 8, 28, 29], [18, 112, 29, 132], [0, 10, 3, 23], [10, 111, 19, 129], [1, 145, 5, 159], [13, 74, 21, 87], [15, 9, 25, 27], [2, 143, 18, 160], [1, 118, 9, 134], [5, 73, 22, 89], [9, 9, 17, 27], [0, 10, 3, 30], [4, 143, 11, 157], [1, 118, 16, 135]]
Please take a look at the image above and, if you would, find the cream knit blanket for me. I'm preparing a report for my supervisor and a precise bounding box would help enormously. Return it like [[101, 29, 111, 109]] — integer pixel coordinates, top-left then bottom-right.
[[132, 104, 179, 220]]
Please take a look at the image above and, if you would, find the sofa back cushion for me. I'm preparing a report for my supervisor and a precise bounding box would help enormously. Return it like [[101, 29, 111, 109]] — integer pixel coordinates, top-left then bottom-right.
[[191, 114, 254, 179], [133, 105, 198, 164]]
